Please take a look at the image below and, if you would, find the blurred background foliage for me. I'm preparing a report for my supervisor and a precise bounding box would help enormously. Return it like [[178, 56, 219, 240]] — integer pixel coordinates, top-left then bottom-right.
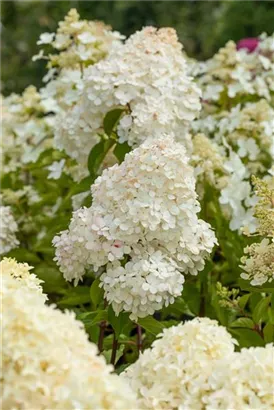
[[2, 0, 274, 95]]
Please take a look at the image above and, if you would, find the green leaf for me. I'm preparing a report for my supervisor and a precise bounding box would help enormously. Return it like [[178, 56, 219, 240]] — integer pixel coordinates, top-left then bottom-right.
[[238, 293, 250, 309], [113, 142, 131, 163], [58, 287, 91, 306], [108, 305, 130, 337], [137, 316, 164, 336], [102, 345, 124, 365], [252, 296, 271, 324], [268, 304, 274, 325], [162, 297, 192, 317], [182, 283, 200, 315], [90, 278, 104, 308], [77, 310, 108, 327], [230, 317, 254, 329], [35, 264, 67, 294], [87, 139, 115, 176], [263, 323, 274, 343], [103, 107, 125, 137], [230, 328, 265, 348], [238, 278, 274, 293], [7, 248, 41, 264]]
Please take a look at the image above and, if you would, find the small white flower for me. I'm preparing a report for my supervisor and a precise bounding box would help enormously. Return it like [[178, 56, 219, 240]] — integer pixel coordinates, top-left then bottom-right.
[[37, 32, 55, 45], [237, 138, 260, 160], [78, 32, 97, 44], [47, 159, 65, 179]]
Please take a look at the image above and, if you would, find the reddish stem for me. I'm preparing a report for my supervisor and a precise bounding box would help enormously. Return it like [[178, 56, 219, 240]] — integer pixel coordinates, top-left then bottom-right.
[[110, 335, 118, 365]]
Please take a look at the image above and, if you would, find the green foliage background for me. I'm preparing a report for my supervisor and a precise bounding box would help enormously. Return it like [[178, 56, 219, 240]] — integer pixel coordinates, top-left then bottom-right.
[[2, 0, 274, 95]]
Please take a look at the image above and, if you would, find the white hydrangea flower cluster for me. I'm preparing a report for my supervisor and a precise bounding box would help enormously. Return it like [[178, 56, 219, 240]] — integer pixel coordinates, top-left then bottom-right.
[[1, 257, 46, 300], [240, 176, 274, 286], [0, 206, 19, 254], [204, 344, 274, 410], [196, 33, 274, 105], [123, 317, 274, 410], [192, 99, 274, 233], [53, 137, 217, 319], [35, 9, 123, 111], [54, 26, 201, 172], [122, 317, 237, 410], [1, 86, 55, 173], [191, 133, 226, 194], [2, 257, 137, 410], [241, 238, 274, 286], [101, 247, 185, 318], [2, 185, 41, 206]]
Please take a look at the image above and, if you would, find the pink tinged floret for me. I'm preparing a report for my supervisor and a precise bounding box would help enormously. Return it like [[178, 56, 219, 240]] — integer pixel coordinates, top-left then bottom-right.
[[236, 38, 259, 53]]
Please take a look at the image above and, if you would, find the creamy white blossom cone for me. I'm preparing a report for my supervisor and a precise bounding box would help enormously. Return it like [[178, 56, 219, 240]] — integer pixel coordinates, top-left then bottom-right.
[[122, 317, 237, 410], [53, 136, 217, 319], [55, 26, 201, 170], [204, 344, 274, 409], [1, 258, 137, 410]]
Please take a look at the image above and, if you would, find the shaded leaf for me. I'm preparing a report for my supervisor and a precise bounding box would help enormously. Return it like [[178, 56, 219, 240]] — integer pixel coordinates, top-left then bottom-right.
[[252, 296, 271, 324], [238, 293, 250, 309], [87, 139, 115, 176], [103, 107, 125, 137], [137, 316, 164, 336], [90, 278, 104, 308], [35, 264, 67, 294], [58, 287, 91, 306], [263, 323, 274, 343], [77, 310, 108, 327], [230, 328, 265, 348], [230, 317, 254, 329], [108, 305, 130, 337], [113, 142, 131, 163]]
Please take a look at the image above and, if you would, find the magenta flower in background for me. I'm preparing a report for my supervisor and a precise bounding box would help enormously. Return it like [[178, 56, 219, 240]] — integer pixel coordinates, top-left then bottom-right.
[[236, 37, 259, 52]]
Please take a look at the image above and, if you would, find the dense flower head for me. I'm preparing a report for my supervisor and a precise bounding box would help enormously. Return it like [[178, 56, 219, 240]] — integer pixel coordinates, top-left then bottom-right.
[[54, 26, 201, 172], [35, 9, 123, 111], [1, 257, 46, 299], [2, 258, 136, 410], [123, 317, 273, 410], [1, 86, 55, 173], [240, 176, 274, 286], [53, 136, 216, 319], [122, 317, 236, 410], [192, 99, 274, 233], [240, 238, 274, 286], [196, 33, 274, 105], [35, 8, 123, 70], [204, 344, 274, 409], [101, 247, 185, 318], [251, 175, 274, 237], [0, 206, 19, 254], [193, 99, 274, 166], [191, 133, 226, 192]]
